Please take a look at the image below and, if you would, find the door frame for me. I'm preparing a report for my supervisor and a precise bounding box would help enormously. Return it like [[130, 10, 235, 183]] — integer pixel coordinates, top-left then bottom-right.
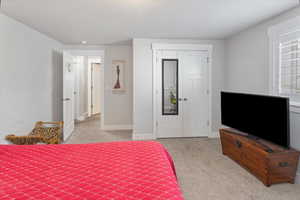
[[87, 59, 102, 117], [152, 43, 213, 139], [89, 62, 102, 116], [63, 50, 105, 129]]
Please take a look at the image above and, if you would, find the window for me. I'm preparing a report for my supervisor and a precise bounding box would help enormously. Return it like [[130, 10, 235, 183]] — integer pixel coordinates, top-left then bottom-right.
[[269, 17, 300, 104], [279, 38, 300, 97]]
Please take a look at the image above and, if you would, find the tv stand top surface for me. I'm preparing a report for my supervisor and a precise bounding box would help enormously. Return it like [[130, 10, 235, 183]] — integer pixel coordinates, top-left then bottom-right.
[[220, 128, 297, 154]]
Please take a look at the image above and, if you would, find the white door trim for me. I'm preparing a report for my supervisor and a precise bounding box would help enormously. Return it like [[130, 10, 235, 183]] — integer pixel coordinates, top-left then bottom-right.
[[152, 43, 213, 139], [65, 50, 105, 129], [152, 43, 213, 51]]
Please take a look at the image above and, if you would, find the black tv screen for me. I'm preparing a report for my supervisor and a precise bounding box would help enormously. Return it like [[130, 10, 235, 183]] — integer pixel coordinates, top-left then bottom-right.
[[221, 91, 290, 148]]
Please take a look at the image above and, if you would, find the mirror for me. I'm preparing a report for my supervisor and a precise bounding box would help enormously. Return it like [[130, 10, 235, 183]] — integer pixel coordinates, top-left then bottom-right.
[[162, 59, 179, 115]]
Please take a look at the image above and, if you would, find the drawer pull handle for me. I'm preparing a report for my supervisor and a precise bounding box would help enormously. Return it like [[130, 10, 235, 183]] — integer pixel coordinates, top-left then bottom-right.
[[235, 140, 242, 148], [278, 162, 289, 167]]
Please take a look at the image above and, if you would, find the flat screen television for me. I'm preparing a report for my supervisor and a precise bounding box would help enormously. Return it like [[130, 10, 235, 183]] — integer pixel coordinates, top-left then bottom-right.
[[221, 91, 290, 148]]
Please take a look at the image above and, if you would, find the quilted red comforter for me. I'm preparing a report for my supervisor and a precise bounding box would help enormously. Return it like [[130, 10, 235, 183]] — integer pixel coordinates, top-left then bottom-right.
[[0, 141, 184, 200]]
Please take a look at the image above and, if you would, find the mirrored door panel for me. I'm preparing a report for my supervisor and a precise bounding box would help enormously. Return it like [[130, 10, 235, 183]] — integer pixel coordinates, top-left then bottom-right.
[[162, 59, 179, 115]]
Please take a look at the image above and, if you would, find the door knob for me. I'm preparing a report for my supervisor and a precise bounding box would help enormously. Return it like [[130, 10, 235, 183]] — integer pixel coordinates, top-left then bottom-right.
[[183, 98, 188, 101]]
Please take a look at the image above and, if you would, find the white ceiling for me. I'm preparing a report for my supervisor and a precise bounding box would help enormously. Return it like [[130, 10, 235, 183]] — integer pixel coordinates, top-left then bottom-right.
[[1, 0, 299, 45]]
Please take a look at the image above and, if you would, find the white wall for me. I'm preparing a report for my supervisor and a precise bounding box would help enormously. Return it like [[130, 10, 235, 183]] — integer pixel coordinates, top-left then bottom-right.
[[133, 39, 225, 139], [0, 13, 63, 144], [104, 45, 133, 128], [225, 6, 300, 183], [79, 57, 88, 117], [74, 56, 88, 119]]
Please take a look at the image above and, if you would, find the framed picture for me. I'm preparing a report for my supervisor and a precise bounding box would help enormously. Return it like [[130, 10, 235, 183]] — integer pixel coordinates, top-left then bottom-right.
[[112, 60, 126, 91]]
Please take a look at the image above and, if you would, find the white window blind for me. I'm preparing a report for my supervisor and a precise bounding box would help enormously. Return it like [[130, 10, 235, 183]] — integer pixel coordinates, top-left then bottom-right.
[[279, 39, 300, 96]]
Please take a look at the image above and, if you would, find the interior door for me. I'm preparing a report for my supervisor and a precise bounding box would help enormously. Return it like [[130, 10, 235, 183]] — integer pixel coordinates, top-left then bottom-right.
[[156, 50, 209, 138], [63, 51, 75, 141], [181, 51, 209, 137], [156, 50, 183, 138], [92, 63, 101, 115]]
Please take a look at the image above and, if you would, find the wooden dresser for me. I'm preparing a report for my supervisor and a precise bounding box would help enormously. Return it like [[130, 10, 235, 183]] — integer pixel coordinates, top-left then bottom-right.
[[220, 128, 300, 187]]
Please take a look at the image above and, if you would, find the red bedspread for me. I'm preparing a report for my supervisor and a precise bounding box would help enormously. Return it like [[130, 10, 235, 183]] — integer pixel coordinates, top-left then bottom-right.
[[0, 141, 184, 200]]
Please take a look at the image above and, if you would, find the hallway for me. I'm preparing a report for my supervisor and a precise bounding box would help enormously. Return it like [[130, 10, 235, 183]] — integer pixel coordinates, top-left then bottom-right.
[[66, 115, 132, 144]]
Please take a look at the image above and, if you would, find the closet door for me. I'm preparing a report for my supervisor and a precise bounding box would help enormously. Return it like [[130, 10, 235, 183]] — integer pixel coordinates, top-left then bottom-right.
[[181, 51, 210, 137], [156, 50, 210, 138], [156, 50, 184, 138]]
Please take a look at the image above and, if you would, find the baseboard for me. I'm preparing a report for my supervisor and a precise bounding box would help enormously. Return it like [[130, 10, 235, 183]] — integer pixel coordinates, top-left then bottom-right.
[[209, 131, 220, 138], [63, 131, 74, 143], [133, 132, 155, 141], [76, 112, 88, 121], [296, 172, 300, 184], [64, 123, 74, 141], [101, 124, 133, 131]]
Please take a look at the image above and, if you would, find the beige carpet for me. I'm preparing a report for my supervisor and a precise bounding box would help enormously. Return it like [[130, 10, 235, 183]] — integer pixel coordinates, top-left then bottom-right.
[[67, 117, 300, 200]]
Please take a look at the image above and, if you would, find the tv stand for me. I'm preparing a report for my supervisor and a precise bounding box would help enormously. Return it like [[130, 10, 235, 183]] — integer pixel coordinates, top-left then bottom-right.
[[245, 134, 274, 153], [246, 134, 259, 141], [220, 128, 300, 187]]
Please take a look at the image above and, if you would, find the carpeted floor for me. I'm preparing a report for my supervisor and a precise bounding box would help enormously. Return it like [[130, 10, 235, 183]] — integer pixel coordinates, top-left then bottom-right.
[[67, 117, 300, 200]]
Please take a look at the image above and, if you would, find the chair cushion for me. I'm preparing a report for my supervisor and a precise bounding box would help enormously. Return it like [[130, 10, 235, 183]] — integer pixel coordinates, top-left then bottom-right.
[[30, 127, 60, 141]]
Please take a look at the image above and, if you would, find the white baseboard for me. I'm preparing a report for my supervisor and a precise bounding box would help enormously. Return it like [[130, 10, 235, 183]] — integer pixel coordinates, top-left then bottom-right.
[[296, 172, 300, 184], [133, 132, 155, 140], [76, 112, 88, 121], [77, 116, 85, 121], [209, 131, 220, 138], [101, 124, 133, 131], [64, 123, 74, 141], [63, 131, 74, 143]]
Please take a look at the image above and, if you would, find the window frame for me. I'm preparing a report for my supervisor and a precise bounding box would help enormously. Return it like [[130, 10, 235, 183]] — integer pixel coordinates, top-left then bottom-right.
[[268, 16, 300, 107]]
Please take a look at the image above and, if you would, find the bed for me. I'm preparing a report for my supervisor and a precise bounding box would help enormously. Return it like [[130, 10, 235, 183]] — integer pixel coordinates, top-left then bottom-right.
[[0, 141, 184, 200]]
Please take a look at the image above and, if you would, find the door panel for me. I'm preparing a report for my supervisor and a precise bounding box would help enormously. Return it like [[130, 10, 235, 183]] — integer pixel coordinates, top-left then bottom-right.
[[156, 51, 183, 138], [182, 51, 209, 137], [156, 50, 209, 138], [63, 52, 75, 141]]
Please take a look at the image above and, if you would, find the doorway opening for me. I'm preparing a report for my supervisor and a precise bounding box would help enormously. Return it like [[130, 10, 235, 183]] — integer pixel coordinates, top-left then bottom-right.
[[87, 57, 102, 117], [62, 50, 104, 141]]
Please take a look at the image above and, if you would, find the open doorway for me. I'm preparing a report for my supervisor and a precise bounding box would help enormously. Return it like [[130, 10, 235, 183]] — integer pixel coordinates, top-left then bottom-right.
[[87, 57, 102, 117], [62, 50, 104, 141], [74, 55, 103, 122]]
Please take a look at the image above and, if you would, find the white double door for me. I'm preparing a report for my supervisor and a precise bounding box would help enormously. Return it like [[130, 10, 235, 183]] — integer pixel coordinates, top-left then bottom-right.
[[156, 50, 210, 138]]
